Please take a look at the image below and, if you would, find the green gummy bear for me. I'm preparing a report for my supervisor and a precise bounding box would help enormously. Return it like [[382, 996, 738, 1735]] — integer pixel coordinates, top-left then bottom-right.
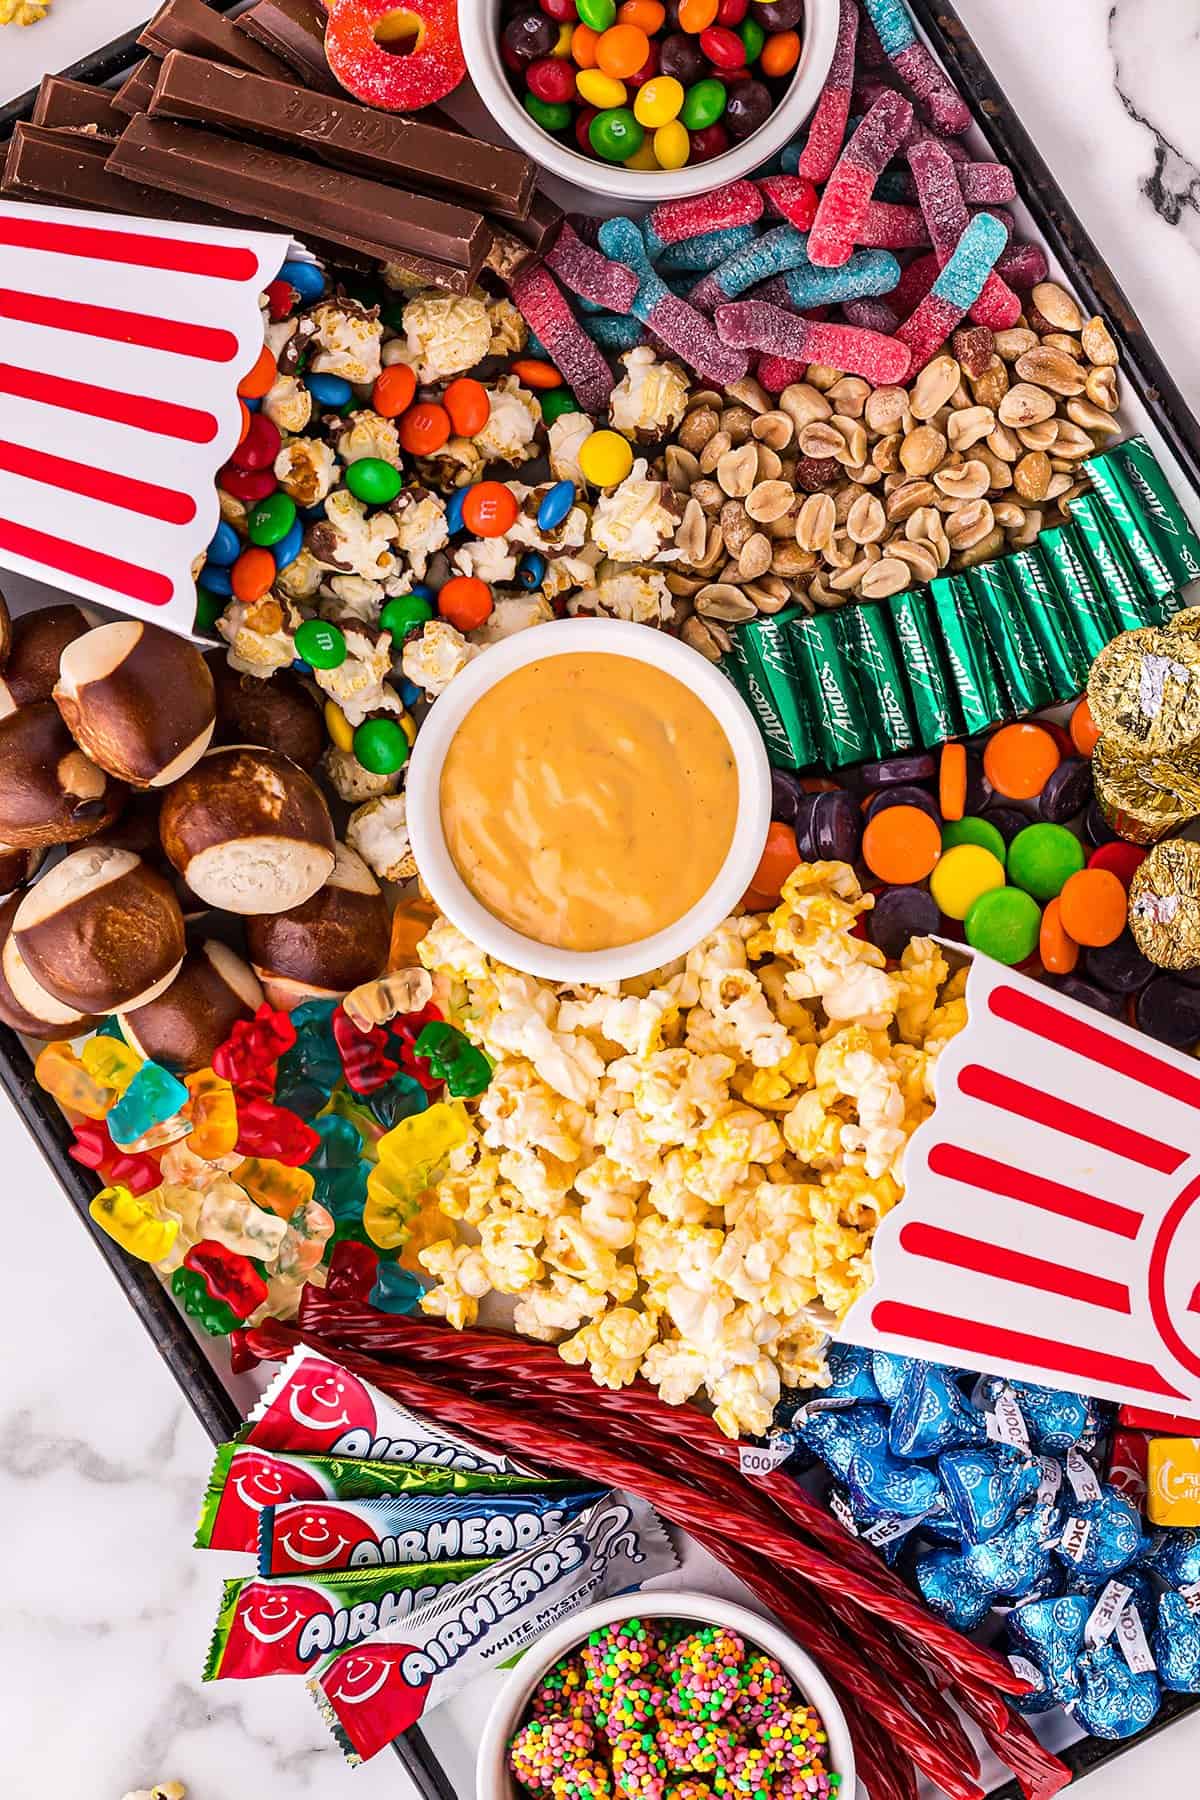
[[171, 1266, 240, 1336]]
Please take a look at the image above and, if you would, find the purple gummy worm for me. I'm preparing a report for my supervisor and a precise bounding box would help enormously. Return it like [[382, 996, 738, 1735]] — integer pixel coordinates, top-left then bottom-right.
[[907, 138, 1022, 329], [808, 90, 914, 268], [643, 181, 764, 253], [546, 223, 639, 313], [861, 0, 972, 136], [843, 298, 901, 334], [998, 242, 1050, 289], [715, 299, 912, 384], [796, 0, 859, 185], [508, 265, 614, 415], [597, 215, 749, 385]]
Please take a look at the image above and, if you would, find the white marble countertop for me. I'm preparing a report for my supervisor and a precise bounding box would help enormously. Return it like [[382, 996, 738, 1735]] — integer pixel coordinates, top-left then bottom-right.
[[4, 0, 1200, 1794]]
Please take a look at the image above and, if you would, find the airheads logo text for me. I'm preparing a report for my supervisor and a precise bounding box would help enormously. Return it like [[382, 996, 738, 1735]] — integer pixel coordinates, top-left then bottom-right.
[[296, 1577, 462, 1663], [396, 1537, 588, 1688], [329, 1429, 493, 1470], [348, 1508, 571, 1567]]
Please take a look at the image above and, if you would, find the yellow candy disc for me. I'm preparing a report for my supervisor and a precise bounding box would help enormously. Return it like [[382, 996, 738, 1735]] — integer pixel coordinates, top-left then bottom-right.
[[623, 138, 660, 170], [653, 118, 690, 170], [398, 709, 418, 746], [928, 843, 1006, 921], [576, 68, 627, 109], [551, 20, 574, 53], [634, 75, 684, 128], [324, 698, 355, 752], [578, 429, 635, 488]]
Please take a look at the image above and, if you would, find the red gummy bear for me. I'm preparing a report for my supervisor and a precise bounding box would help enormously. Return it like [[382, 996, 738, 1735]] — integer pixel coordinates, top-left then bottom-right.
[[235, 1097, 320, 1166], [213, 1004, 297, 1100], [184, 1240, 269, 1321], [69, 1119, 162, 1196], [331, 1005, 400, 1096], [326, 1239, 380, 1302], [391, 1000, 444, 1093], [324, 0, 465, 112]]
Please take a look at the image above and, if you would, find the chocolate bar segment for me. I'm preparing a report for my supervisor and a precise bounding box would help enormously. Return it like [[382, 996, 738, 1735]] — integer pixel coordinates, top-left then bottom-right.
[[31, 75, 124, 135], [2, 122, 265, 231], [139, 0, 293, 79], [108, 115, 490, 290], [235, 0, 341, 95], [112, 56, 162, 119], [149, 52, 536, 220]]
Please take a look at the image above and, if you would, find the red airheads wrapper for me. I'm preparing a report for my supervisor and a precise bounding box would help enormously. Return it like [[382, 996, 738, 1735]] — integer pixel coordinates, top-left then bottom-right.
[[242, 1345, 531, 1473], [197, 1442, 576, 1553], [1107, 1429, 1150, 1511], [258, 1489, 603, 1576]]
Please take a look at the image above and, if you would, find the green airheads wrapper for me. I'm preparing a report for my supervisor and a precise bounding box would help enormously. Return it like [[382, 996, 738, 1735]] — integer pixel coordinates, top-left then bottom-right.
[[886, 589, 959, 744], [1111, 435, 1200, 589], [1084, 451, 1177, 605], [832, 603, 915, 757], [786, 610, 872, 767], [1039, 525, 1117, 662], [965, 563, 1055, 715], [1004, 547, 1090, 698], [928, 575, 1007, 733], [1070, 493, 1167, 631]]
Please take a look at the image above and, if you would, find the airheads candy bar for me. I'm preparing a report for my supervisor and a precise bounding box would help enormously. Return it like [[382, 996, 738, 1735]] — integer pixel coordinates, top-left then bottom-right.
[[205, 1560, 489, 1680], [310, 1493, 678, 1763], [258, 1489, 604, 1576], [197, 1441, 580, 1553], [242, 1345, 532, 1474]]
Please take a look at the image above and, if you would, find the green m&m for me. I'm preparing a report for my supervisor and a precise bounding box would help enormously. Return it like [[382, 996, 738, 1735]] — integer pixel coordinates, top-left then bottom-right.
[[380, 593, 435, 637], [576, 0, 615, 28], [294, 619, 347, 671], [353, 717, 411, 775], [589, 107, 644, 162], [345, 457, 403, 506], [541, 389, 579, 425], [247, 491, 297, 547], [680, 78, 726, 131], [739, 17, 765, 62]]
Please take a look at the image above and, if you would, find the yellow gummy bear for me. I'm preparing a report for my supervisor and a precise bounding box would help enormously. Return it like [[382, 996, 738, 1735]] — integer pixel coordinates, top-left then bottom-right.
[[80, 1035, 142, 1095], [364, 1101, 470, 1250], [90, 1184, 178, 1263], [234, 1156, 315, 1218], [35, 1042, 117, 1121]]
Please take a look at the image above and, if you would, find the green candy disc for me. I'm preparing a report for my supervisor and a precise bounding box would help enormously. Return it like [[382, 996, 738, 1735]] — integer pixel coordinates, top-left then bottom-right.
[[680, 78, 726, 131], [380, 593, 435, 638], [740, 17, 765, 61], [353, 717, 411, 775], [964, 888, 1042, 966], [194, 586, 225, 634], [294, 618, 347, 671], [1006, 822, 1085, 903], [941, 816, 1007, 868], [576, 0, 616, 27], [247, 490, 298, 547], [345, 457, 403, 506], [589, 107, 644, 162], [524, 93, 573, 133], [541, 389, 580, 425]]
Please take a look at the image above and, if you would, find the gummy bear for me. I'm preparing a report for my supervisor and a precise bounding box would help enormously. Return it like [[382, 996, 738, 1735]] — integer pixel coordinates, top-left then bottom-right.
[[213, 1004, 296, 1100], [412, 1021, 492, 1098], [35, 1042, 116, 1121], [303, 1112, 369, 1220], [326, 1238, 379, 1300], [233, 1156, 316, 1218], [171, 1265, 240, 1336], [275, 1197, 335, 1280], [198, 1177, 289, 1261], [369, 1258, 424, 1314], [69, 1119, 162, 1196], [80, 1035, 142, 1094], [388, 897, 438, 968], [108, 1062, 190, 1149], [184, 1068, 239, 1159], [273, 998, 342, 1119], [363, 1101, 470, 1250], [235, 1097, 320, 1166], [365, 1071, 430, 1131], [90, 1183, 178, 1262], [332, 1005, 400, 1095], [183, 1240, 269, 1320], [343, 969, 433, 1032]]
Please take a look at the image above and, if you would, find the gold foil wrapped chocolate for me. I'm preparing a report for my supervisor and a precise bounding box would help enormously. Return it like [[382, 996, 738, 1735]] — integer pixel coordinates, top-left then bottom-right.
[[1128, 838, 1200, 970], [1087, 627, 1200, 758], [1092, 736, 1197, 846], [1165, 605, 1200, 642]]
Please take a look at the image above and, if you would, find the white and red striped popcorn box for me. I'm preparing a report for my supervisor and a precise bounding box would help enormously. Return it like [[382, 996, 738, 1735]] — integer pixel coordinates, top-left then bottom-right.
[[840, 950, 1200, 1412], [0, 201, 292, 635]]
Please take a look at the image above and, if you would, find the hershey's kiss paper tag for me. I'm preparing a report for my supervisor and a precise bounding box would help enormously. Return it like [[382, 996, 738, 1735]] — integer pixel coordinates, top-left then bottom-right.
[[861, 1511, 929, 1549], [1084, 1579, 1132, 1648], [738, 1438, 794, 1478], [1116, 1604, 1156, 1674], [1180, 1580, 1200, 1618], [1008, 1654, 1044, 1691], [1036, 1457, 1064, 1510], [828, 1490, 860, 1536], [1059, 1515, 1092, 1563], [1065, 1448, 1103, 1502], [985, 1387, 1031, 1450]]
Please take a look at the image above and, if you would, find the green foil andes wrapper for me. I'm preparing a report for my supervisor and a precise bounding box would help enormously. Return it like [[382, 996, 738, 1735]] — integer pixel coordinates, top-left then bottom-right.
[[1128, 837, 1200, 970], [1092, 737, 1196, 847], [786, 609, 874, 767], [965, 562, 1056, 714], [743, 607, 821, 768], [927, 575, 1008, 733], [309, 1493, 679, 1764], [196, 1441, 584, 1553], [1111, 435, 1200, 590], [722, 617, 814, 772], [1006, 547, 1092, 698], [205, 1559, 493, 1681], [1069, 493, 1169, 631], [832, 602, 916, 757], [1083, 450, 1178, 607], [1040, 525, 1120, 663], [1087, 627, 1200, 760], [886, 589, 960, 744]]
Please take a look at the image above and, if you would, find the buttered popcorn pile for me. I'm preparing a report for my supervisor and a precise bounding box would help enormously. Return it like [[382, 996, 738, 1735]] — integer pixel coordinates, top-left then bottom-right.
[[411, 862, 968, 1438]]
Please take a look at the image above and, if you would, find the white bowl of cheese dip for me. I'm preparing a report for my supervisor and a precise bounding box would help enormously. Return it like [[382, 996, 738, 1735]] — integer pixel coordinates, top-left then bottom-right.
[[406, 620, 770, 983]]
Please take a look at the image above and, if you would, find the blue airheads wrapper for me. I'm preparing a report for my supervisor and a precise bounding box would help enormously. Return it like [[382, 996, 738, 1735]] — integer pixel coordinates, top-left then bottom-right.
[[889, 1364, 987, 1460], [1152, 1589, 1200, 1693], [939, 1444, 1043, 1543]]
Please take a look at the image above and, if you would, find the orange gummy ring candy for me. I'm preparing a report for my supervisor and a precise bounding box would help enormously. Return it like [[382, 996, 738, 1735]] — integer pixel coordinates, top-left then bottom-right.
[[983, 722, 1061, 801], [1058, 867, 1127, 947], [938, 742, 967, 821], [324, 0, 465, 110], [862, 805, 942, 886], [1038, 897, 1078, 975]]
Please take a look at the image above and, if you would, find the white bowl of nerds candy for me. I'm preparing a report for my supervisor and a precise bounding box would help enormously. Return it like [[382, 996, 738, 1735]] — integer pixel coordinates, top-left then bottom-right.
[[463, 0, 841, 203], [477, 1590, 857, 1800]]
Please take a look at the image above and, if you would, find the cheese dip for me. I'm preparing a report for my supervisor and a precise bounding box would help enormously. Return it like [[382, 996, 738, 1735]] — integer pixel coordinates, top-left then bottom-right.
[[439, 651, 739, 952]]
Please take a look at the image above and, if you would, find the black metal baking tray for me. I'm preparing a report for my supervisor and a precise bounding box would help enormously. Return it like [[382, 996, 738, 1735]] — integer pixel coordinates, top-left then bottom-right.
[[2, 2, 1199, 1793]]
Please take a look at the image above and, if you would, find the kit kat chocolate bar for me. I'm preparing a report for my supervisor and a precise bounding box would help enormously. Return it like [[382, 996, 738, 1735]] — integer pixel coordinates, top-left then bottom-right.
[[2, 121, 262, 231], [112, 57, 162, 119], [234, 0, 341, 94], [139, 0, 294, 80], [108, 115, 491, 289], [30, 75, 124, 135], [148, 52, 536, 220]]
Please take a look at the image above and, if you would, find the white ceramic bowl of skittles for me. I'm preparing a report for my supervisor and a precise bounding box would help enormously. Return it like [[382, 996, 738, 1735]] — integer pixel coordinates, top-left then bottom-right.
[[476, 1590, 857, 1800], [406, 617, 771, 983], [462, 0, 841, 203]]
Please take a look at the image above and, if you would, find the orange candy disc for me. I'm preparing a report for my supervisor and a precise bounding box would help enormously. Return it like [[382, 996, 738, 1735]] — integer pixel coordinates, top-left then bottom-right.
[[1058, 867, 1128, 947], [982, 723, 1061, 801], [938, 742, 967, 821], [751, 821, 802, 900], [862, 805, 942, 886], [1038, 898, 1079, 975]]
